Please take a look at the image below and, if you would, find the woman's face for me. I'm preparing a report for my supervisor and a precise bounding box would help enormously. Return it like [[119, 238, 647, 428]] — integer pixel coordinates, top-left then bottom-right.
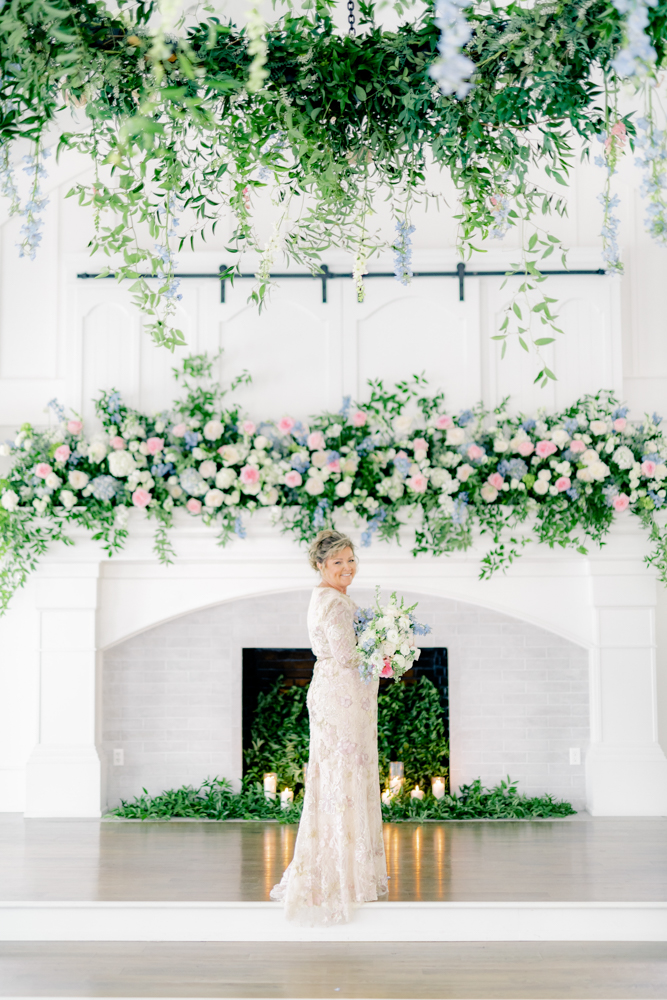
[[319, 546, 357, 592]]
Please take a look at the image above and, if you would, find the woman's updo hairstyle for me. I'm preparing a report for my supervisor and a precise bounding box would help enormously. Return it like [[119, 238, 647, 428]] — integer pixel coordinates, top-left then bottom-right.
[[308, 529, 355, 572]]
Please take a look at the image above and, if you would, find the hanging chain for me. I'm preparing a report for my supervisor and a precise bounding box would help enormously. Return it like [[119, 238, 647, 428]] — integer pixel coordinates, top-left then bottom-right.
[[347, 0, 356, 37]]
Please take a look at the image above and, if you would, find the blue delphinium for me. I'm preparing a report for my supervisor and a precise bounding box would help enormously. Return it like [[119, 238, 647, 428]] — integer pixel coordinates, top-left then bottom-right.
[[183, 429, 199, 449], [47, 398, 66, 422], [392, 220, 415, 286], [234, 516, 246, 538], [452, 496, 468, 525], [393, 455, 411, 478], [429, 0, 474, 98], [458, 409, 474, 427], [652, 412, 663, 426], [291, 453, 310, 474], [409, 612, 432, 636], [312, 498, 329, 530], [90, 476, 119, 501], [339, 396, 352, 419], [18, 148, 50, 260], [498, 458, 528, 480], [361, 508, 386, 548], [611, 0, 657, 80]]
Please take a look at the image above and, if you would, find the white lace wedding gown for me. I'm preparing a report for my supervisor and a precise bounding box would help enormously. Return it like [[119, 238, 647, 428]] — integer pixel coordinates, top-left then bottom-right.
[[270, 586, 388, 925]]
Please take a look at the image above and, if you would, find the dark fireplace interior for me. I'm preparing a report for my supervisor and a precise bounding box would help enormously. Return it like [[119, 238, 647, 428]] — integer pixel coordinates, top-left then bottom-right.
[[242, 647, 449, 762]]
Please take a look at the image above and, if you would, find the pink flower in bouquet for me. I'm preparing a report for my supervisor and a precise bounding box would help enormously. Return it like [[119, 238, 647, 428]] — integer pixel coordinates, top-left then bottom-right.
[[131, 488, 151, 508], [145, 437, 164, 456], [67, 419, 83, 435], [555, 476, 571, 492], [517, 440, 534, 457], [307, 431, 326, 451], [435, 414, 453, 430], [487, 472, 504, 490], [380, 658, 394, 678], [413, 438, 428, 453], [54, 445, 70, 464], [172, 423, 187, 437], [480, 483, 498, 503], [613, 418, 627, 432], [110, 436, 126, 450], [642, 460, 657, 477], [278, 416, 295, 434], [351, 410, 367, 427], [327, 457, 341, 474], [240, 465, 260, 485], [536, 440, 557, 458], [242, 420, 256, 436], [186, 498, 202, 514], [35, 463, 52, 479], [570, 440, 586, 454], [284, 470, 302, 488], [467, 444, 484, 461], [605, 121, 627, 152], [613, 493, 630, 512], [407, 472, 428, 493]]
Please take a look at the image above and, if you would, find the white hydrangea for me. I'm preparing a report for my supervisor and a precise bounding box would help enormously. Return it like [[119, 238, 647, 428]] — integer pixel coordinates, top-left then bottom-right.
[[612, 445, 635, 470], [215, 468, 237, 489], [59, 490, 77, 509], [429, 468, 452, 489], [108, 450, 137, 478], [551, 428, 570, 448], [1, 489, 19, 511], [335, 479, 352, 498], [88, 440, 108, 464]]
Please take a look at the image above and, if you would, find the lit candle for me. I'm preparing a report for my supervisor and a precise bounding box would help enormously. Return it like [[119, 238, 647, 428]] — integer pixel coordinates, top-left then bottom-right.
[[389, 761, 404, 795], [410, 785, 424, 801], [263, 772, 277, 800], [381, 789, 393, 806], [431, 776, 446, 800], [280, 788, 294, 809]]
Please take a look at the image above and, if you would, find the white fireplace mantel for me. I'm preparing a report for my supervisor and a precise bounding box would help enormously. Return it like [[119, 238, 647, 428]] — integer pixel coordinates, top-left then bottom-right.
[[1, 508, 666, 818]]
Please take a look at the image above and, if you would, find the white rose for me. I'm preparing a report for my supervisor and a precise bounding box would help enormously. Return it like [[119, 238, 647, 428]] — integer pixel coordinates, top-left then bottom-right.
[[305, 476, 325, 496], [88, 440, 108, 464], [45, 473, 62, 489], [457, 463, 474, 481], [203, 420, 224, 441], [199, 460, 217, 479], [590, 420, 608, 435], [191, 447, 206, 460], [493, 438, 509, 452], [241, 481, 261, 496], [394, 415, 413, 436], [335, 479, 352, 498], [32, 497, 48, 513], [589, 460, 610, 481], [537, 469, 551, 481], [1, 489, 19, 511], [68, 470, 89, 489], [576, 467, 594, 483], [326, 423, 344, 438], [204, 488, 224, 508], [551, 428, 570, 448], [446, 427, 465, 446], [533, 479, 549, 495], [0, 443, 10, 457], [215, 468, 237, 489], [259, 486, 279, 505], [581, 449, 599, 466], [168, 484, 183, 499], [59, 490, 77, 509], [654, 464, 667, 481], [224, 489, 240, 506], [254, 435, 270, 451], [219, 445, 240, 465], [108, 450, 137, 478], [429, 468, 452, 488]]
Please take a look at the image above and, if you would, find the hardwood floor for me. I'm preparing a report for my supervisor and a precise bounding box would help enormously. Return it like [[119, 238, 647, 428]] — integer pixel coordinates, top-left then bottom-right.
[[1, 813, 667, 903], [1, 941, 667, 998]]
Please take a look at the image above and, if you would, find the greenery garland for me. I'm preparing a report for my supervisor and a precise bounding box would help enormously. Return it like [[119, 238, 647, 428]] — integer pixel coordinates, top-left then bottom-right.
[[1, 1, 667, 373], [1, 352, 666, 615]]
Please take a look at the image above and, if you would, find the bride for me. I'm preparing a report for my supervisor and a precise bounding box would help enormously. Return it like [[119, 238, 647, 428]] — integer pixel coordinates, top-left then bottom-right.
[[270, 529, 388, 925]]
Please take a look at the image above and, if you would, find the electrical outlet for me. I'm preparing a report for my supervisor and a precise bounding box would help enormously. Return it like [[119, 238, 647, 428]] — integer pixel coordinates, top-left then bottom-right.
[[113, 749, 124, 766], [569, 747, 581, 766]]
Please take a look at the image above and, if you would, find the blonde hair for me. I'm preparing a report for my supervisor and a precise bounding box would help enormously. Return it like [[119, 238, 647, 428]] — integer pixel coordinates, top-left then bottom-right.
[[308, 529, 355, 572]]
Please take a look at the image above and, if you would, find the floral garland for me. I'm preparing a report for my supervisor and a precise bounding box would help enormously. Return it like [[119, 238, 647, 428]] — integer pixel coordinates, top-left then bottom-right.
[[1, 355, 666, 615]]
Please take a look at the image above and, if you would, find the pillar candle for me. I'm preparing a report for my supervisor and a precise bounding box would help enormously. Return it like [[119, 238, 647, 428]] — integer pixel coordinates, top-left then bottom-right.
[[280, 788, 294, 809], [431, 776, 446, 800], [263, 772, 278, 800], [410, 785, 425, 801]]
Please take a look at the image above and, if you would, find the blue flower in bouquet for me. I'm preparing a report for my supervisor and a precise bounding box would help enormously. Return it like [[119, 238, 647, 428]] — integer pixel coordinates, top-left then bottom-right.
[[355, 587, 431, 683], [152, 462, 174, 478], [612, 407, 629, 421], [653, 413, 663, 426], [498, 458, 527, 480], [234, 516, 246, 538], [643, 452, 661, 464], [648, 490, 665, 509], [564, 418, 578, 435], [458, 409, 474, 427], [183, 430, 200, 450], [361, 508, 386, 547], [291, 453, 310, 474], [312, 498, 329, 529], [292, 421, 308, 446], [353, 606, 375, 636], [339, 395, 352, 419], [106, 391, 122, 425], [409, 612, 432, 636], [393, 455, 411, 478], [357, 436, 376, 456], [452, 497, 468, 525], [566, 486, 580, 501], [90, 475, 120, 501], [47, 398, 66, 422]]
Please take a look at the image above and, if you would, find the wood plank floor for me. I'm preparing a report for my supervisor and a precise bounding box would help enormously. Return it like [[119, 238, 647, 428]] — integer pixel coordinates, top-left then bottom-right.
[[2, 941, 667, 998], [2, 814, 667, 902]]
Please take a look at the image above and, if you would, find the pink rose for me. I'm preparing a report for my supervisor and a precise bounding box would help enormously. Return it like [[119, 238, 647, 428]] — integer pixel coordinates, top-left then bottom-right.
[[67, 420, 83, 435], [517, 441, 534, 457], [487, 472, 504, 490], [435, 415, 453, 430], [413, 438, 428, 453], [172, 423, 187, 437], [555, 476, 571, 492], [380, 658, 394, 679], [307, 431, 326, 451], [110, 436, 126, 450], [351, 411, 367, 428], [240, 465, 260, 485], [145, 437, 164, 456], [467, 444, 484, 461], [284, 471, 302, 488], [131, 488, 151, 508], [242, 420, 256, 436], [186, 498, 202, 514], [480, 483, 498, 503], [613, 418, 627, 432], [407, 472, 429, 493], [327, 459, 341, 474], [641, 460, 657, 477], [278, 417, 295, 434], [35, 463, 52, 479], [570, 440, 586, 454], [612, 493, 630, 512], [54, 445, 71, 463], [536, 440, 558, 458]]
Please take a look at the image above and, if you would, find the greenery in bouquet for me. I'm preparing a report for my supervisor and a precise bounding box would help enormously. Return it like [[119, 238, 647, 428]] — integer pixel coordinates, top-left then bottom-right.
[[2, 352, 667, 613]]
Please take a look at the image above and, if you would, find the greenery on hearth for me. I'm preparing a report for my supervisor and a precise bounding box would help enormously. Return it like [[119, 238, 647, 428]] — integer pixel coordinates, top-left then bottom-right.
[[107, 775, 575, 822], [244, 674, 449, 792], [2, 1, 667, 360], [2, 353, 667, 615]]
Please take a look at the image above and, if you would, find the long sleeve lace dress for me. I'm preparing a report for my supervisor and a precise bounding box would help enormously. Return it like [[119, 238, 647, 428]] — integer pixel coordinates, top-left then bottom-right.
[[270, 586, 388, 925]]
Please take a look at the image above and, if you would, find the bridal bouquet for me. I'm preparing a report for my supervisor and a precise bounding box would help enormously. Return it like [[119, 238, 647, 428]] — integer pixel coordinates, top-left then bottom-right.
[[353, 588, 431, 682]]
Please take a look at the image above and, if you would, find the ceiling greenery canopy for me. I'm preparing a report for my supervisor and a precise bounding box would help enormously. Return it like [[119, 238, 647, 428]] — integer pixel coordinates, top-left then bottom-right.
[[1, 0, 666, 366]]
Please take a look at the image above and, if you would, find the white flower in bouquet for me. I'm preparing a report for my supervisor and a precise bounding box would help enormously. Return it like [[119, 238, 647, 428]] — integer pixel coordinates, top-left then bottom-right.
[[1, 489, 19, 512], [215, 468, 237, 489], [59, 489, 77, 509], [203, 419, 224, 441], [353, 588, 431, 683], [88, 440, 108, 464], [108, 450, 136, 478]]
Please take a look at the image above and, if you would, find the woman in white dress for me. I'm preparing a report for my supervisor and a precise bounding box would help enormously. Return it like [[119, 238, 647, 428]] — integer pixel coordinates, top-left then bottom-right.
[[271, 529, 388, 925]]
